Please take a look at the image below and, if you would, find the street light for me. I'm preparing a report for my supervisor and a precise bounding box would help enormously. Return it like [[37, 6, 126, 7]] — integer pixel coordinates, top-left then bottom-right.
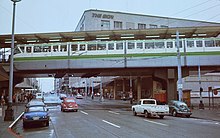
[[4, 0, 21, 121]]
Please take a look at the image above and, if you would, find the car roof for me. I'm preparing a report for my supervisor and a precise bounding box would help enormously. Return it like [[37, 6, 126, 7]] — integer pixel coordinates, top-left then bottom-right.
[[26, 100, 45, 107]]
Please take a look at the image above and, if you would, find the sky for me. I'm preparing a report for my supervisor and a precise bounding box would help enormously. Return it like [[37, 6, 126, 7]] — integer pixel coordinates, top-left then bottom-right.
[[1, 0, 220, 92]]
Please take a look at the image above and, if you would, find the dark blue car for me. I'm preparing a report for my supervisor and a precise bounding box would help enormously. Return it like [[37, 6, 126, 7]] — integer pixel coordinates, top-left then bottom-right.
[[168, 100, 192, 118], [23, 105, 49, 128]]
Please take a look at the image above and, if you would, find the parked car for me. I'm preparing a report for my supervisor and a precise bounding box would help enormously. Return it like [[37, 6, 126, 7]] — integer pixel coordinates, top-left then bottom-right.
[[76, 94, 83, 99], [44, 96, 62, 106], [132, 99, 169, 119], [61, 98, 78, 112], [168, 100, 192, 118], [23, 105, 50, 128]]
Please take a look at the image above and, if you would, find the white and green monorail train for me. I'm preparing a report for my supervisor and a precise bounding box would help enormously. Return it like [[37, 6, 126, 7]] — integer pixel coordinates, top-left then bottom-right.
[[14, 37, 220, 60]]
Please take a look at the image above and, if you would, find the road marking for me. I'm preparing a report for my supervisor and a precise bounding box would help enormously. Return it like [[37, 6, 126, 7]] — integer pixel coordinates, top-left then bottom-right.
[[102, 120, 121, 128], [144, 119, 168, 126], [80, 111, 88, 115], [108, 111, 120, 115]]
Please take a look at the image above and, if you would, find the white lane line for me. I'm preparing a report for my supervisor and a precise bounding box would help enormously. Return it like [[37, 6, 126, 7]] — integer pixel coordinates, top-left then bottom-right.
[[108, 111, 120, 115], [102, 120, 121, 128], [144, 119, 168, 126], [80, 111, 88, 115]]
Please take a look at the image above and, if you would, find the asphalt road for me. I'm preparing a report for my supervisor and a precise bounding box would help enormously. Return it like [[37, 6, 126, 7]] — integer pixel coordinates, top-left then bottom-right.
[[15, 96, 220, 138]]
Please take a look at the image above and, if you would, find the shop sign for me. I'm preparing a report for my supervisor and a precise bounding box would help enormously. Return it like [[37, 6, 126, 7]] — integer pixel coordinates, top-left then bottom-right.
[[92, 13, 114, 19]]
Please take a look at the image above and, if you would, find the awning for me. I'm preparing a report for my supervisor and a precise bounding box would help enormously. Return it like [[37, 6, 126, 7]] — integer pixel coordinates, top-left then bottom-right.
[[15, 82, 33, 89]]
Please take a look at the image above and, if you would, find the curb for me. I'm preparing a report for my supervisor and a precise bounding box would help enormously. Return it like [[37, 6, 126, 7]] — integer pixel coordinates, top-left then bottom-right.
[[7, 112, 24, 138]]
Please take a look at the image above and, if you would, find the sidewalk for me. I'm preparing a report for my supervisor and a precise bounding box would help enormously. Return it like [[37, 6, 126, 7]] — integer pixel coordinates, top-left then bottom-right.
[[0, 103, 25, 138]]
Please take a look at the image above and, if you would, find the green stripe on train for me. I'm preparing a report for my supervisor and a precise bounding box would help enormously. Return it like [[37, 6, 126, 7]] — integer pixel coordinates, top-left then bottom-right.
[[14, 51, 220, 61]]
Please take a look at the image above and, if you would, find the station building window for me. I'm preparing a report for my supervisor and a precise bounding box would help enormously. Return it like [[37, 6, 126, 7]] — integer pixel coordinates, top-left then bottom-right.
[[114, 21, 122, 29], [160, 25, 168, 28], [149, 24, 158, 28], [138, 23, 146, 29], [101, 20, 110, 30]]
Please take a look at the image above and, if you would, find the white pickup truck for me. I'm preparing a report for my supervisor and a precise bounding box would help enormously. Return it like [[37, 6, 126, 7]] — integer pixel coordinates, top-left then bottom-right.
[[132, 99, 169, 119]]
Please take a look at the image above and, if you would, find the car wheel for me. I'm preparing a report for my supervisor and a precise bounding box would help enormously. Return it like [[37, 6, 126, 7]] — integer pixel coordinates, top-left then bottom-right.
[[186, 115, 190, 118], [159, 115, 164, 119], [172, 110, 177, 117], [144, 110, 150, 118], [61, 108, 63, 112], [133, 109, 137, 116], [75, 109, 78, 112]]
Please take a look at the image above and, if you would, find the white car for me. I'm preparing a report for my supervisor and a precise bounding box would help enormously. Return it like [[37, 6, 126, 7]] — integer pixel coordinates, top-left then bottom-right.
[[132, 99, 169, 119]]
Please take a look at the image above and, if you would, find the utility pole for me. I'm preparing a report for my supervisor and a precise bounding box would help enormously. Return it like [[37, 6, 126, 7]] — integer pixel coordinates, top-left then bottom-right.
[[176, 31, 183, 101], [4, 0, 21, 121], [198, 65, 204, 109]]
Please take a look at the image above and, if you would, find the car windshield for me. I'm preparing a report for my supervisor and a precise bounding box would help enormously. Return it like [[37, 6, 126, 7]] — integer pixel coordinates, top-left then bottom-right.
[[177, 103, 188, 109], [65, 99, 75, 103], [28, 106, 46, 112]]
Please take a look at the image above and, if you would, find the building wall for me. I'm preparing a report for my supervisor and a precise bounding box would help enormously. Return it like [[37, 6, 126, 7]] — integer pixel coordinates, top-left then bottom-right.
[[75, 9, 220, 31]]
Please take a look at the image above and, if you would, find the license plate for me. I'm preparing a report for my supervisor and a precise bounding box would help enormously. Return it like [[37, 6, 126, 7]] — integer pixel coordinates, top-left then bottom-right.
[[33, 117, 40, 120]]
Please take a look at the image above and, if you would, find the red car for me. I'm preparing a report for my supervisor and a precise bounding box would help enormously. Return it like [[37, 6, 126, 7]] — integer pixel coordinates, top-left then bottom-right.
[[61, 98, 78, 112]]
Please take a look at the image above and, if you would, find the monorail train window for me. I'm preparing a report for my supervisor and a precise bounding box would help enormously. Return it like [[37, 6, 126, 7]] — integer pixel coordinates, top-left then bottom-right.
[[43, 46, 51, 52], [80, 44, 86, 51], [187, 41, 194, 47], [215, 40, 220, 47], [34, 46, 42, 52], [53, 45, 59, 52], [108, 43, 114, 50], [145, 42, 154, 49], [88, 44, 96, 50], [61, 44, 67, 52], [205, 40, 214, 47], [128, 42, 135, 49], [97, 43, 106, 50], [137, 42, 143, 49], [167, 42, 173, 48], [18, 46, 24, 53], [26, 46, 31, 53], [71, 44, 77, 51], [196, 41, 202, 47], [155, 42, 164, 49], [175, 41, 182, 48], [116, 42, 123, 50]]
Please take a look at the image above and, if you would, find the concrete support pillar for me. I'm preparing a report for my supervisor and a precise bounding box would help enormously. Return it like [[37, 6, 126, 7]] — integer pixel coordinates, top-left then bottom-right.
[[167, 69, 178, 101], [113, 80, 117, 100], [137, 77, 141, 101]]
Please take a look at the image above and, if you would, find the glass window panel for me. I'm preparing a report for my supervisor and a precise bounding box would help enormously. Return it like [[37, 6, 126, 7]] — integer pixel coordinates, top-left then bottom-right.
[[114, 21, 122, 29], [167, 42, 173, 48], [155, 42, 164, 49], [196, 41, 203, 47], [149, 24, 157, 28], [137, 42, 143, 49], [116, 42, 123, 50], [101, 20, 110, 30], [205, 40, 214, 47], [187, 41, 194, 47], [138, 24, 146, 29], [80, 44, 86, 51], [128, 42, 135, 49], [43, 46, 51, 52], [97, 43, 106, 50], [175, 41, 183, 48], [26, 47, 31, 53], [215, 40, 220, 47], [53, 45, 58, 52], [145, 42, 154, 49], [61, 45, 67, 52], [108, 43, 114, 50], [71, 44, 77, 51], [19, 46, 24, 53], [88, 44, 96, 51], [34, 46, 42, 52]]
